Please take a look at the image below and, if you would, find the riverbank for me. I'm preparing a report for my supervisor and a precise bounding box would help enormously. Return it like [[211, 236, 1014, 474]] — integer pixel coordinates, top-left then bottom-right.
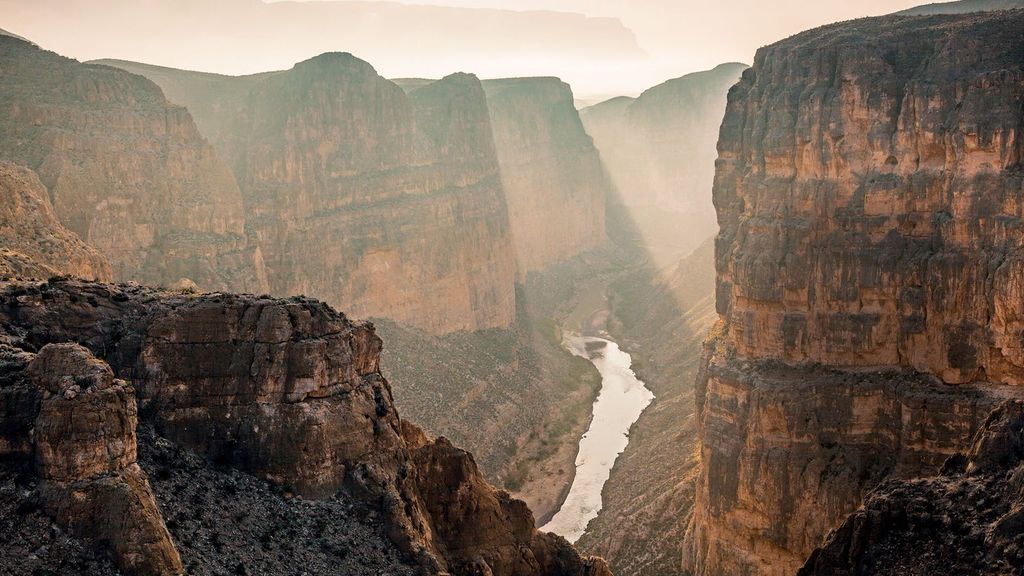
[[542, 334, 654, 542], [574, 238, 717, 575]]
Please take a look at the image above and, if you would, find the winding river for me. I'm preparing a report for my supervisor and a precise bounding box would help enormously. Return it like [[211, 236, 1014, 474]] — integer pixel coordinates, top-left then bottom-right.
[[540, 333, 654, 543]]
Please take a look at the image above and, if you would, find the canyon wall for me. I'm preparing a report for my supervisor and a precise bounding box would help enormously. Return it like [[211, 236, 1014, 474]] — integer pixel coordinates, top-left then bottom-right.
[[580, 64, 745, 266], [101, 57, 517, 336], [685, 10, 1024, 575], [482, 78, 608, 276], [0, 279, 609, 576], [0, 36, 265, 291], [0, 162, 111, 280]]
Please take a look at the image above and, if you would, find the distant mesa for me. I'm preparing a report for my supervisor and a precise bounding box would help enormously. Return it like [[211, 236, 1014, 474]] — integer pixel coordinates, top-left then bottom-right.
[[896, 0, 1024, 15], [0, 27, 33, 44]]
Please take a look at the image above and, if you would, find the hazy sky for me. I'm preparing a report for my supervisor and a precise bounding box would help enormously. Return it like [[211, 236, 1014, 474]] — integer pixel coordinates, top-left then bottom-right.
[[340, 0, 936, 93], [3, 0, 949, 97]]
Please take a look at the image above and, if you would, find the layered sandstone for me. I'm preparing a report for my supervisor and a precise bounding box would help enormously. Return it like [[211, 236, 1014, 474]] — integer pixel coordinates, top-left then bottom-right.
[[0, 279, 608, 576], [686, 10, 1024, 575], [800, 400, 1024, 575], [0, 342, 183, 575], [0, 36, 265, 291], [482, 78, 608, 276], [0, 162, 111, 280], [580, 64, 746, 266], [100, 57, 517, 335]]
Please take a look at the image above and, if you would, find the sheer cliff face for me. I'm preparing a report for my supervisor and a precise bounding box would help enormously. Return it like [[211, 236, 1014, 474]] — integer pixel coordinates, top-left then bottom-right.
[[0, 37, 265, 292], [580, 64, 746, 265], [482, 78, 607, 276], [686, 10, 1024, 576], [0, 162, 112, 281], [0, 279, 609, 576], [714, 12, 1024, 383], [103, 57, 516, 336]]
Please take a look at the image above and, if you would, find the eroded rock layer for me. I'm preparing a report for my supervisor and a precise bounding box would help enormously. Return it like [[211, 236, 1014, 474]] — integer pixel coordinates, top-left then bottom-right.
[[100, 57, 517, 335], [0, 162, 111, 281], [0, 342, 182, 575], [482, 78, 607, 276], [686, 9, 1024, 576], [0, 279, 608, 576], [799, 399, 1024, 575], [0, 36, 265, 291]]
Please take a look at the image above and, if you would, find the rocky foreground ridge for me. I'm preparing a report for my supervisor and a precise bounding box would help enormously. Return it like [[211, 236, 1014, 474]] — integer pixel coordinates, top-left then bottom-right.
[[0, 278, 609, 576], [800, 399, 1024, 574], [684, 9, 1024, 576]]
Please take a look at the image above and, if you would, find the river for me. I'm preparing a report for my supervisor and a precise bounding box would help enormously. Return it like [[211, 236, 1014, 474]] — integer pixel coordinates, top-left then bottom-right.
[[540, 332, 654, 543]]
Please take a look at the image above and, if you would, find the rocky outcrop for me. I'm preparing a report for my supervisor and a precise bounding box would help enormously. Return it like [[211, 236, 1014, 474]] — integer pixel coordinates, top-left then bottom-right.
[[0, 162, 111, 281], [686, 9, 1024, 576], [29, 344, 184, 575], [481, 78, 607, 276], [0, 36, 265, 292], [580, 64, 746, 266], [0, 279, 607, 576], [99, 56, 517, 336], [407, 430, 611, 576], [0, 342, 183, 575], [800, 400, 1024, 575]]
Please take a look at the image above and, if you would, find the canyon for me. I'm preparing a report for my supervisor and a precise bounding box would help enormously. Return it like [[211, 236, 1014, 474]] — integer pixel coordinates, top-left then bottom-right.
[[3, 29, 624, 542], [684, 8, 1024, 576], [4, 2, 1024, 575]]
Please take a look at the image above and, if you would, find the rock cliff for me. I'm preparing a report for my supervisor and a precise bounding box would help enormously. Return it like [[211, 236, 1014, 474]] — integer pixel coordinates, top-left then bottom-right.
[[799, 399, 1024, 575], [0, 279, 608, 576], [0, 36, 265, 291], [99, 56, 517, 336], [481, 78, 608, 276], [685, 9, 1024, 575], [580, 64, 746, 266], [0, 162, 111, 280]]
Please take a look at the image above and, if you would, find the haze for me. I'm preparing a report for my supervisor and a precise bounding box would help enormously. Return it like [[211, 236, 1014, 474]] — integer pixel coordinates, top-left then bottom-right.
[[0, 0, 952, 98]]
